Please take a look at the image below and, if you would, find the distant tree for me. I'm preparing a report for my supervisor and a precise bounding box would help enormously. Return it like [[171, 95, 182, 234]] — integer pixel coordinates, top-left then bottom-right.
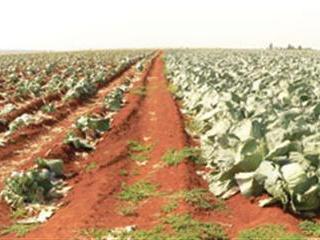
[[287, 44, 295, 50], [298, 45, 302, 50], [269, 43, 274, 50]]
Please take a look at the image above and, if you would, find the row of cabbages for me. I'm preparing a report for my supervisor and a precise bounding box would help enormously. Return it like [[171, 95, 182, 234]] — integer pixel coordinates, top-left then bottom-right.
[[0, 57, 152, 225], [0, 54, 150, 146], [64, 56, 152, 152], [0, 50, 150, 100], [0, 158, 71, 224], [165, 49, 320, 215]]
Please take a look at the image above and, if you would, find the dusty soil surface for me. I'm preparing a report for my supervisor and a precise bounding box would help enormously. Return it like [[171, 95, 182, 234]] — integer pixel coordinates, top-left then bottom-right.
[[0, 53, 302, 239]]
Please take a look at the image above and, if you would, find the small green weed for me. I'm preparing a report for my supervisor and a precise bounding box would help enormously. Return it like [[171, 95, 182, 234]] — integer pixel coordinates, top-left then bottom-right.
[[184, 188, 219, 210], [237, 224, 305, 240], [299, 220, 320, 237], [41, 103, 55, 113], [80, 228, 109, 240], [0, 223, 38, 237], [84, 162, 97, 172], [10, 207, 28, 220], [128, 140, 152, 152], [164, 214, 228, 240], [80, 214, 228, 240], [128, 140, 152, 163], [118, 203, 138, 217], [162, 147, 203, 166], [119, 181, 157, 202], [161, 199, 178, 213], [129, 153, 149, 163]]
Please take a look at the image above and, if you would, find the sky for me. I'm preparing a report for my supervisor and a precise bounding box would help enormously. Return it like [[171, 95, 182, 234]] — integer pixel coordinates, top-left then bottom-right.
[[0, 0, 319, 50]]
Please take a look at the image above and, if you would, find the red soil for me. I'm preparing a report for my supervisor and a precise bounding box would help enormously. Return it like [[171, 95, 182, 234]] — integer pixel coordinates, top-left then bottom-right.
[[0, 53, 303, 239]]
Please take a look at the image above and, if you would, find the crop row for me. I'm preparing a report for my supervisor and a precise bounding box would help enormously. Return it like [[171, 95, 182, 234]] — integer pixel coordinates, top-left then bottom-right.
[[165, 49, 320, 215], [0, 54, 155, 228]]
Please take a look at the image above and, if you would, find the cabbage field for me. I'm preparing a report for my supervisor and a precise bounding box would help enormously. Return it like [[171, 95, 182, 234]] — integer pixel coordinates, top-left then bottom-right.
[[1, 49, 320, 239], [165, 49, 320, 216]]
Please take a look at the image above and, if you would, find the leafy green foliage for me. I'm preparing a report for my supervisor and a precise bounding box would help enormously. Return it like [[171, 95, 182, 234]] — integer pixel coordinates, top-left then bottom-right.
[[162, 147, 203, 166], [165, 50, 320, 214], [184, 188, 219, 210], [80, 228, 110, 240], [104, 88, 125, 112], [81, 214, 227, 240], [128, 140, 152, 152], [0, 159, 64, 208], [164, 214, 228, 240], [237, 224, 305, 240], [64, 132, 94, 151], [10, 207, 28, 220], [63, 78, 97, 101], [161, 200, 178, 213], [40, 103, 56, 113], [0, 223, 38, 237], [129, 153, 149, 163], [8, 113, 35, 133], [299, 220, 320, 237], [119, 181, 157, 202], [75, 115, 110, 134], [128, 140, 152, 163]]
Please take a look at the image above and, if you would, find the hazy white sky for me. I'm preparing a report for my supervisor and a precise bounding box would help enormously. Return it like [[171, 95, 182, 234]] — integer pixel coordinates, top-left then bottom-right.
[[0, 0, 319, 50]]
